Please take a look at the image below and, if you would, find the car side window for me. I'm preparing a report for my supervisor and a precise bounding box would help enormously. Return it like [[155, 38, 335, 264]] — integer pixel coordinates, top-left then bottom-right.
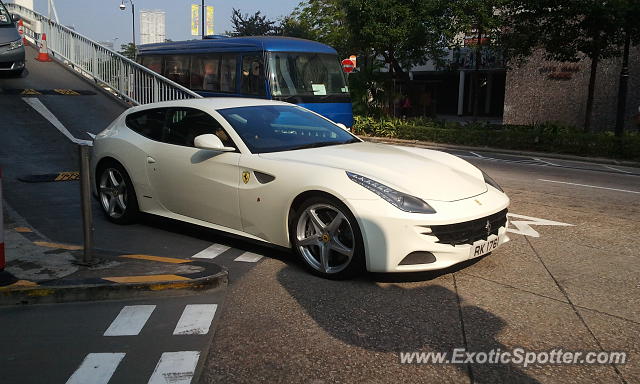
[[125, 109, 166, 141], [165, 108, 237, 149]]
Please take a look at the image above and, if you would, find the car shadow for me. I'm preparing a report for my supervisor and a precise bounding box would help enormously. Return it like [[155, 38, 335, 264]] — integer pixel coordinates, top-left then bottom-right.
[[276, 263, 541, 383]]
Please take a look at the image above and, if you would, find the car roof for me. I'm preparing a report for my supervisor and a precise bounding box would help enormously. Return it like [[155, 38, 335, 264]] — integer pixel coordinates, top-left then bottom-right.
[[127, 97, 294, 114]]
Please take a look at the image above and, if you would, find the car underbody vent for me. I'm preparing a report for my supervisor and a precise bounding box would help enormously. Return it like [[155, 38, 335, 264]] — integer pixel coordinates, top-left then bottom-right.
[[399, 251, 436, 265]]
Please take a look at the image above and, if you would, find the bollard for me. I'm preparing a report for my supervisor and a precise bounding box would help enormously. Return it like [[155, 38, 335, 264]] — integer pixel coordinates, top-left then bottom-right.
[[78, 145, 94, 265], [0, 168, 17, 286], [17, 19, 26, 45]]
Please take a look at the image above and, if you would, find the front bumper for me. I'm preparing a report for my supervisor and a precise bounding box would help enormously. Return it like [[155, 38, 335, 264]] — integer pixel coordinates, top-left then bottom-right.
[[0, 45, 25, 71], [346, 186, 510, 272]]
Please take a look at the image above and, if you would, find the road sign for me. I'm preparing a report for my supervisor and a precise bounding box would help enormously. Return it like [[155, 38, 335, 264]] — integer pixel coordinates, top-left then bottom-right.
[[341, 59, 355, 73]]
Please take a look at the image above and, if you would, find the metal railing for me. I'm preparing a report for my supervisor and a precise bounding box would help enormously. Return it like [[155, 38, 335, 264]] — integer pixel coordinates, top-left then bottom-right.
[[6, 3, 202, 105]]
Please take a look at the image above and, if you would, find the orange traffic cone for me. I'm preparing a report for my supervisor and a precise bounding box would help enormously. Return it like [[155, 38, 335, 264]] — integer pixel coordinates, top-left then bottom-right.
[[17, 19, 27, 45], [36, 33, 52, 62]]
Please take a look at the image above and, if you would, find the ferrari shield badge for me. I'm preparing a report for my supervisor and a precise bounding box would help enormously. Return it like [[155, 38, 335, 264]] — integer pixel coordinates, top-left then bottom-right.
[[242, 171, 251, 184]]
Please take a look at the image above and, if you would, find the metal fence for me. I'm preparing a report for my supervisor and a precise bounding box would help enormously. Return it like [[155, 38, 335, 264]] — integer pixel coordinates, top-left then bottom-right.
[[6, 3, 202, 105]]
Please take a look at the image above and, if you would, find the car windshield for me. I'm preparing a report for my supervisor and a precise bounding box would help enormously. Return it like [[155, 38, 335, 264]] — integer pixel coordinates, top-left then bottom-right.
[[267, 52, 349, 97], [217, 105, 359, 154], [0, 2, 12, 26]]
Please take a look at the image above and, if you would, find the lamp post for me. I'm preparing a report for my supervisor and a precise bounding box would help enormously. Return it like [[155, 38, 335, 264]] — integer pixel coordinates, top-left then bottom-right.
[[201, 0, 205, 39], [119, 0, 136, 57]]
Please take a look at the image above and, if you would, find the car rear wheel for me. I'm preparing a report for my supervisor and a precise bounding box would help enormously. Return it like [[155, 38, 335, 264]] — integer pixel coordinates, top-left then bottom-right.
[[292, 197, 365, 279], [97, 162, 139, 224]]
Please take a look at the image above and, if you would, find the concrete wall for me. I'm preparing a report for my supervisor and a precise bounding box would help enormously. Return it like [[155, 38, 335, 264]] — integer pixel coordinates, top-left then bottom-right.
[[503, 47, 640, 131]]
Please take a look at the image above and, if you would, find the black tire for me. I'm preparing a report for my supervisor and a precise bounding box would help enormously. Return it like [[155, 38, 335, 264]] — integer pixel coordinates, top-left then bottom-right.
[[96, 161, 139, 224], [290, 196, 365, 279]]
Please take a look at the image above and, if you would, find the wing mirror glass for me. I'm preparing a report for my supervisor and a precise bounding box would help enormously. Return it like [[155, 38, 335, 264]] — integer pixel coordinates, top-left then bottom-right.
[[11, 14, 21, 22], [336, 123, 350, 132], [194, 134, 235, 152]]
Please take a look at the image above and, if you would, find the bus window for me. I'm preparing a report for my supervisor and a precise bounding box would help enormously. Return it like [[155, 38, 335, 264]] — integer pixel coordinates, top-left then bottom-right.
[[241, 55, 265, 96], [163, 55, 190, 88], [220, 54, 237, 93], [191, 55, 221, 91], [141, 55, 162, 74], [267, 52, 348, 97]]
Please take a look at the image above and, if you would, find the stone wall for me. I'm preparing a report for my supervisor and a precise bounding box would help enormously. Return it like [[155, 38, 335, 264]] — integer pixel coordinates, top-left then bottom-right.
[[503, 47, 640, 131]]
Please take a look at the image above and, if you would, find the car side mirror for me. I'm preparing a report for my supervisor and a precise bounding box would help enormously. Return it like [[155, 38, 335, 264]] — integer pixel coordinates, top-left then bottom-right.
[[194, 134, 235, 152], [11, 14, 21, 22], [336, 123, 350, 132]]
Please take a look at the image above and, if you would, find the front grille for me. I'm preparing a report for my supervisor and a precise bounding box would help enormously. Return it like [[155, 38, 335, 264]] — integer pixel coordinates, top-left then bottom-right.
[[0, 62, 13, 69], [430, 208, 508, 246]]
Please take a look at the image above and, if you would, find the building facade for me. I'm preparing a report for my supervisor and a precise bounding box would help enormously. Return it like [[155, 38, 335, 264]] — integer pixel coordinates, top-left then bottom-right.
[[140, 10, 166, 45], [503, 48, 640, 132]]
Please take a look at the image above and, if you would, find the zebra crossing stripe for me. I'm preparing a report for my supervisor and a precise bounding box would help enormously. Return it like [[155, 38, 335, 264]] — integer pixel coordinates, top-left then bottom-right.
[[104, 305, 156, 336], [66, 353, 126, 384], [173, 304, 218, 335], [191, 243, 230, 259], [234, 252, 263, 263], [148, 351, 200, 384]]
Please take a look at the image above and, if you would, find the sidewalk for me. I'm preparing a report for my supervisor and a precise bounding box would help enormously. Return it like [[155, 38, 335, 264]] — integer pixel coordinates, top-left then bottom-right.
[[0, 207, 227, 305]]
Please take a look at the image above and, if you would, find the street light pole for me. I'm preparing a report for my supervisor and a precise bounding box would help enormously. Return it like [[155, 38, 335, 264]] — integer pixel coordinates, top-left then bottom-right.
[[131, 1, 136, 55], [201, 0, 205, 39]]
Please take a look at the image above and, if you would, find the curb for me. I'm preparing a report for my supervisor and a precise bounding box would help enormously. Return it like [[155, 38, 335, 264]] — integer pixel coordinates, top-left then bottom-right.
[[361, 136, 640, 168], [0, 261, 228, 306]]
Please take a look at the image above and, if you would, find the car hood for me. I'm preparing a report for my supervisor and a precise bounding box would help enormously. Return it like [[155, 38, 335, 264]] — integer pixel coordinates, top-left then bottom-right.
[[259, 142, 487, 202], [0, 25, 20, 44]]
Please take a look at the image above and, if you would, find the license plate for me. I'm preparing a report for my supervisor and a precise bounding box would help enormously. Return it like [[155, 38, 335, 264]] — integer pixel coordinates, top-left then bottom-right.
[[469, 235, 500, 258]]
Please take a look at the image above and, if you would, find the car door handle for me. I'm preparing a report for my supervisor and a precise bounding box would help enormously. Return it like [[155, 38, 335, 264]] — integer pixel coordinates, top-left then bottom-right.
[[147, 156, 156, 164]]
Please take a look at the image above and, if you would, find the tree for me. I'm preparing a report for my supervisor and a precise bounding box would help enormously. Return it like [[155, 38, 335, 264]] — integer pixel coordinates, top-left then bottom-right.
[[228, 8, 278, 36], [502, 0, 635, 133], [118, 43, 136, 60]]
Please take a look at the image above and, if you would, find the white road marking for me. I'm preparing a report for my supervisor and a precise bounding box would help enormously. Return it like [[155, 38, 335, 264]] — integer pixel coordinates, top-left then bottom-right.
[[600, 164, 632, 174], [104, 305, 156, 336], [507, 213, 574, 238], [538, 179, 640, 194], [191, 243, 230, 259], [66, 353, 126, 384], [148, 351, 200, 384], [173, 304, 218, 335], [469, 151, 484, 158], [532, 157, 559, 166], [22, 97, 92, 146], [234, 252, 263, 263]]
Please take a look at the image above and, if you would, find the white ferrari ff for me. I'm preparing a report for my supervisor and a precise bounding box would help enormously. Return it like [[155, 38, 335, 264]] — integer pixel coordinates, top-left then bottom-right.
[[92, 98, 510, 278]]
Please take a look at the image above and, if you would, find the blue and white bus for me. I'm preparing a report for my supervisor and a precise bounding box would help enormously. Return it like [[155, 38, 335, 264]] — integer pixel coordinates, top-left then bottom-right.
[[137, 36, 353, 127]]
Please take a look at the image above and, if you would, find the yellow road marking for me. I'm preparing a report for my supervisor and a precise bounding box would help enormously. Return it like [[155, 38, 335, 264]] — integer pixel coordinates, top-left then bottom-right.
[[0, 280, 38, 290], [120, 254, 192, 264], [20, 88, 41, 95], [103, 275, 191, 283], [14, 227, 33, 233], [34, 241, 83, 251], [53, 88, 80, 95], [54, 171, 80, 181]]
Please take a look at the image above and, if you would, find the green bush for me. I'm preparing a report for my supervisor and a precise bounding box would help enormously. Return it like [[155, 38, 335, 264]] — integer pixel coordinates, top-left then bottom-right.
[[353, 116, 640, 161]]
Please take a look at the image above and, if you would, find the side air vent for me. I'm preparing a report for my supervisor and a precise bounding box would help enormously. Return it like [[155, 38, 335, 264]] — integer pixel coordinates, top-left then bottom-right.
[[254, 171, 275, 184]]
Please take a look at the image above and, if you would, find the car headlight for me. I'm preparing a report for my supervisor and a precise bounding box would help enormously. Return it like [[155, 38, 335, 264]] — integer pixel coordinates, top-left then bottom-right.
[[346, 171, 436, 214], [482, 170, 504, 192], [8, 39, 23, 51]]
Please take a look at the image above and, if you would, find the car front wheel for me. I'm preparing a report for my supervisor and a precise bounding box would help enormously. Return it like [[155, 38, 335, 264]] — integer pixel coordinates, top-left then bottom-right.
[[292, 197, 365, 279], [97, 162, 139, 224]]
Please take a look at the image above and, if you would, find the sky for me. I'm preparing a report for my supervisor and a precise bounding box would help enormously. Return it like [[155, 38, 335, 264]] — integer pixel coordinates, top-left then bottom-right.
[[27, 0, 301, 47]]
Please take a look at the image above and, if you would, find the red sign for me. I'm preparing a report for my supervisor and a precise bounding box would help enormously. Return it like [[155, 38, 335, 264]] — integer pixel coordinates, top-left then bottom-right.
[[341, 59, 355, 73]]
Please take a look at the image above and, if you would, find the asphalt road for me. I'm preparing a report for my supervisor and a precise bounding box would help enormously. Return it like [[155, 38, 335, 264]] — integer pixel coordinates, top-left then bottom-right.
[[1, 48, 639, 383]]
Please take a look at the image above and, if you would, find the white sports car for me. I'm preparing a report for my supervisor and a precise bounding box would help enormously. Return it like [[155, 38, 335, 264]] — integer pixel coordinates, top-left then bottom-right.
[[92, 98, 510, 278]]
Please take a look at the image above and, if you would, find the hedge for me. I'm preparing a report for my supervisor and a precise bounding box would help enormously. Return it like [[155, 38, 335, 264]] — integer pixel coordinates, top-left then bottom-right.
[[353, 116, 640, 161]]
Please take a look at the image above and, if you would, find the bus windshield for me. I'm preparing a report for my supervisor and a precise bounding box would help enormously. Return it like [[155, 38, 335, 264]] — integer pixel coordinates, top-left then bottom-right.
[[268, 52, 349, 97]]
